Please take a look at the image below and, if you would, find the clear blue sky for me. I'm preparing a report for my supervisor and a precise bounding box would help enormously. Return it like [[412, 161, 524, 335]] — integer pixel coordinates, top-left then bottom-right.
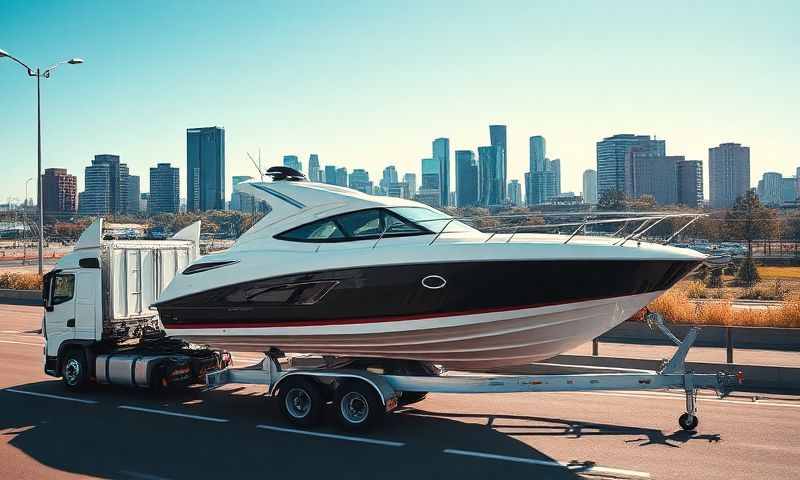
[[1, 0, 797, 203]]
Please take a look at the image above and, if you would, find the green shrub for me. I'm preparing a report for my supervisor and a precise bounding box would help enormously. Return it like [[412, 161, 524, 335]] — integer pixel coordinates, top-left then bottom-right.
[[735, 255, 760, 287]]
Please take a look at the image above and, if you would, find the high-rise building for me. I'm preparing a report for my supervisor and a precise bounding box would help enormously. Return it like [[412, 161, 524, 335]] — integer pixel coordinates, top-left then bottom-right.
[[324, 165, 337, 185], [625, 154, 680, 205], [230, 175, 254, 211], [349, 169, 372, 193], [149, 163, 180, 214], [308, 154, 320, 182], [402, 173, 417, 198], [528, 170, 556, 205], [582, 169, 598, 205], [283, 155, 302, 173], [596, 134, 665, 196], [187, 126, 225, 211], [421, 158, 439, 190], [758, 172, 783, 206], [127, 175, 141, 214], [478, 146, 504, 206], [42, 168, 76, 213], [489, 125, 507, 202], [381, 166, 398, 193], [335, 167, 348, 187], [455, 150, 478, 208], [529, 136, 546, 174], [387, 182, 410, 199], [550, 158, 561, 195], [508, 180, 522, 206], [781, 177, 796, 204], [78, 154, 129, 215], [677, 160, 703, 208], [709, 143, 750, 209], [433, 137, 450, 206]]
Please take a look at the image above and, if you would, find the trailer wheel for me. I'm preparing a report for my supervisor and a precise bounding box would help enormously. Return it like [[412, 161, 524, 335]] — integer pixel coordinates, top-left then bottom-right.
[[277, 377, 324, 427], [335, 380, 383, 431], [61, 349, 90, 391], [678, 413, 699, 431]]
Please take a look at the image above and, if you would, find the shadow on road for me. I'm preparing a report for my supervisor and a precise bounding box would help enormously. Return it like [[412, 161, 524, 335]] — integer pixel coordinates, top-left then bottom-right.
[[0, 380, 587, 480]]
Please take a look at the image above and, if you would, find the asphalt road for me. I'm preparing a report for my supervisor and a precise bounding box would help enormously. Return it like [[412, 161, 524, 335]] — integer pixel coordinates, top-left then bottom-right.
[[1, 305, 799, 479]]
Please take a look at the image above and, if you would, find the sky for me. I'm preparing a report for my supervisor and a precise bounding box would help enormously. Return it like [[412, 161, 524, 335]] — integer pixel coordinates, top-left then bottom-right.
[[1, 0, 798, 203]]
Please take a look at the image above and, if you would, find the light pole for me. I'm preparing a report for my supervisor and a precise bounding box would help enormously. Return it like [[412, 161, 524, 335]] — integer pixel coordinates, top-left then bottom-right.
[[23, 177, 32, 265], [0, 48, 83, 275]]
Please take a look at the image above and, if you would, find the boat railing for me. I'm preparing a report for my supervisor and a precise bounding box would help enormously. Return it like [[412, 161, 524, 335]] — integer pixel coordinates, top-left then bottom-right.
[[391, 211, 707, 247]]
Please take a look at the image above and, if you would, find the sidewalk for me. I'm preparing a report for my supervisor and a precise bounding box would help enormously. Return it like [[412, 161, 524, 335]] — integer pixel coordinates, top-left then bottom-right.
[[565, 341, 800, 368]]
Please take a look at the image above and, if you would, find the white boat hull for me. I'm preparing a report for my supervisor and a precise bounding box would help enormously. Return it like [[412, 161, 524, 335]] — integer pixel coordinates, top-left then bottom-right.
[[165, 291, 661, 369]]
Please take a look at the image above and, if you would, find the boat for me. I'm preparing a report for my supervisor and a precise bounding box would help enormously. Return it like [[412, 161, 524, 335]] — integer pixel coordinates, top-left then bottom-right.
[[154, 167, 705, 369]]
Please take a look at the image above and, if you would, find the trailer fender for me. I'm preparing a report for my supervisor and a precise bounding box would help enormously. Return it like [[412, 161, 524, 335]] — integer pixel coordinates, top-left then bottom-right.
[[270, 370, 399, 412]]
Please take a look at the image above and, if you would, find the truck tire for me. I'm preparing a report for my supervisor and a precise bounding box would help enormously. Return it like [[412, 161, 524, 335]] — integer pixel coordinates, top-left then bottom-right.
[[334, 380, 384, 431], [62, 349, 90, 391], [277, 377, 324, 427]]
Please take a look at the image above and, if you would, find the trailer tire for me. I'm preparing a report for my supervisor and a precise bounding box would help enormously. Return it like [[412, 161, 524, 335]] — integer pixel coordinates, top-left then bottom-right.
[[679, 413, 699, 431], [277, 377, 324, 427], [335, 380, 384, 431], [61, 349, 90, 391]]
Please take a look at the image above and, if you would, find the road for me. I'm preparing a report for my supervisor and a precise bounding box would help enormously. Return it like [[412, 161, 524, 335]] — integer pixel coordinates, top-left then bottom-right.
[[1, 304, 799, 479]]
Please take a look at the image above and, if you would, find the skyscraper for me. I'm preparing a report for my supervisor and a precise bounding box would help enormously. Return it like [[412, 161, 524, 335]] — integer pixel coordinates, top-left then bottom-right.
[[625, 154, 680, 205], [308, 154, 320, 182], [489, 125, 507, 202], [709, 143, 750, 209], [478, 146, 503, 206], [550, 158, 561, 195], [758, 172, 783, 206], [421, 158, 439, 190], [381, 165, 398, 192], [508, 180, 522, 206], [455, 150, 478, 207], [149, 163, 180, 214], [127, 175, 141, 214], [782, 177, 797, 204], [528, 170, 556, 205], [187, 126, 225, 211], [402, 173, 417, 198], [582, 169, 597, 204], [230, 175, 253, 211], [677, 160, 703, 208], [42, 168, 76, 214], [283, 155, 302, 173], [529, 136, 546, 174], [596, 134, 665, 196], [349, 169, 372, 193], [324, 165, 337, 185], [433, 137, 450, 206], [335, 167, 348, 187], [78, 154, 129, 215]]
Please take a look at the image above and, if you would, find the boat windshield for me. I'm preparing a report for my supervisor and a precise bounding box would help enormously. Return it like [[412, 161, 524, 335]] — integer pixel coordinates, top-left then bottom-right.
[[388, 207, 478, 234]]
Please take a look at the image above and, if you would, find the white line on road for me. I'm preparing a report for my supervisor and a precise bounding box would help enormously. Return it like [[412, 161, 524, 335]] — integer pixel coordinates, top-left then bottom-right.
[[0, 339, 42, 347], [257, 424, 406, 447], [443, 448, 651, 479], [4, 388, 99, 404], [118, 405, 230, 423]]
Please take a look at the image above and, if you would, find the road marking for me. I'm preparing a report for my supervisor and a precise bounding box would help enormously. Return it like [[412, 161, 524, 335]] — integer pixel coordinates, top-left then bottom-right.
[[4, 388, 99, 404], [118, 405, 229, 423], [257, 424, 405, 447], [573, 391, 800, 408], [443, 449, 650, 479], [0, 339, 42, 347]]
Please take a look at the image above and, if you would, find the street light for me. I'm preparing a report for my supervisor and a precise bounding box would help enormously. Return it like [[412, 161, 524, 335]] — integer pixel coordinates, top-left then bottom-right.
[[1, 48, 84, 275]]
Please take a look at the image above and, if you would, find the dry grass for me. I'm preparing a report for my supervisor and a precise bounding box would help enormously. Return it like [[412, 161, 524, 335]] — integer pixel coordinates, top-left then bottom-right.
[[0, 272, 42, 291], [758, 266, 800, 280], [648, 284, 800, 328]]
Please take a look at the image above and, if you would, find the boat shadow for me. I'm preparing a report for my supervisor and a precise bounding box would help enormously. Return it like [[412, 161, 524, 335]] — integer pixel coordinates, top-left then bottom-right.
[[1, 380, 590, 480], [401, 407, 722, 448]]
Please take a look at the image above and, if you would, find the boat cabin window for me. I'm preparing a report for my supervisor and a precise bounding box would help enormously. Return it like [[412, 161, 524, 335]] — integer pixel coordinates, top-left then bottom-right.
[[275, 208, 429, 242]]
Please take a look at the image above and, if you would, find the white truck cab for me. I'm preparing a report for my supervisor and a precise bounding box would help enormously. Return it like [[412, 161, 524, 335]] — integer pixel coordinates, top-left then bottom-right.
[[42, 219, 229, 389]]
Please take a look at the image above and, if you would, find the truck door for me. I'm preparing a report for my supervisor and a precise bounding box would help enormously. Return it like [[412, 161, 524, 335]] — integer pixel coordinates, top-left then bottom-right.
[[74, 270, 100, 340], [44, 271, 77, 358]]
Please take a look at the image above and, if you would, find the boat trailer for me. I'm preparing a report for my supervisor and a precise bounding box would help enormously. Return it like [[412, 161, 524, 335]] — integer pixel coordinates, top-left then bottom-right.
[[206, 313, 742, 431]]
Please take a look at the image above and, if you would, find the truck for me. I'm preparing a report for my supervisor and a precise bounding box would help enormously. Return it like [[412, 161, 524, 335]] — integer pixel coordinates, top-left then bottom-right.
[[42, 220, 230, 390], [42, 219, 740, 432]]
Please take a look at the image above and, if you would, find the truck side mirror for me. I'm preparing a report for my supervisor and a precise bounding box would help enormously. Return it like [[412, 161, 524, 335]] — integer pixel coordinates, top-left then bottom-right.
[[42, 272, 54, 312]]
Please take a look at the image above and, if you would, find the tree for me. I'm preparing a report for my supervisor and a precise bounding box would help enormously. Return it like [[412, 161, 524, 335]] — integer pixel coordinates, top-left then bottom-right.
[[598, 189, 626, 210], [723, 190, 777, 254]]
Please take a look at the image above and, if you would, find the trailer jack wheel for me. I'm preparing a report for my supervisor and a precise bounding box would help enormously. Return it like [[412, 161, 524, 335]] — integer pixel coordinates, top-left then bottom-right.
[[679, 412, 699, 431]]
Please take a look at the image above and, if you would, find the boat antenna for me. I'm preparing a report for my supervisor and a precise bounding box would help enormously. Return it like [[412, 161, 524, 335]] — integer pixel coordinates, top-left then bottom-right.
[[247, 151, 264, 181]]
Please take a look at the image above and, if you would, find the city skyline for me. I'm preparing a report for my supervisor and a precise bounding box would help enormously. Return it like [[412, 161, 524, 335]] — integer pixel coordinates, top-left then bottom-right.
[[1, 1, 798, 202]]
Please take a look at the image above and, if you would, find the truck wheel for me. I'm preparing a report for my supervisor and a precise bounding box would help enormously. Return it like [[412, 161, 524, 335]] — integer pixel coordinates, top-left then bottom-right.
[[62, 349, 90, 391], [277, 377, 324, 427], [335, 380, 384, 431]]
